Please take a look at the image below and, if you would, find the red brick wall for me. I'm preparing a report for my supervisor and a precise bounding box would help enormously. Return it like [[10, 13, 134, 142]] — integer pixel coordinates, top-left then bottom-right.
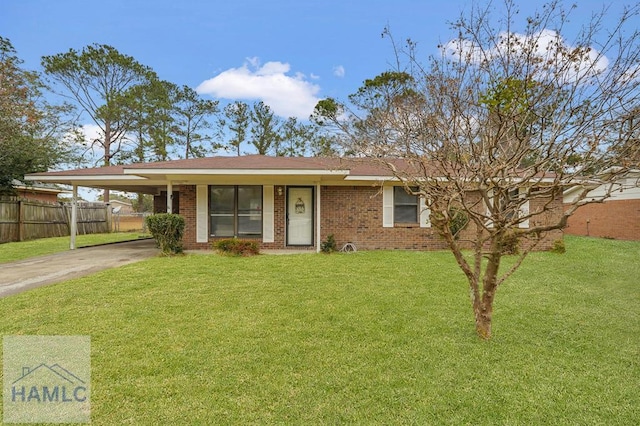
[[153, 191, 180, 214], [565, 199, 640, 240], [320, 186, 448, 250], [320, 187, 562, 252], [180, 186, 201, 249], [176, 184, 564, 251], [523, 195, 564, 251]]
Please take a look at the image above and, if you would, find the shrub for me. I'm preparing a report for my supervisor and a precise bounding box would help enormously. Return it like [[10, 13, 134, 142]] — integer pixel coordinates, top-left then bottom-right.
[[213, 238, 260, 256], [145, 213, 185, 255], [551, 239, 566, 254], [321, 234, 337, 253]]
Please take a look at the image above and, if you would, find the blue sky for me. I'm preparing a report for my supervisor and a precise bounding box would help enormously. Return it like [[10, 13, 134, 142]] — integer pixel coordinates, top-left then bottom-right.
[[1, 0, 629, 122]]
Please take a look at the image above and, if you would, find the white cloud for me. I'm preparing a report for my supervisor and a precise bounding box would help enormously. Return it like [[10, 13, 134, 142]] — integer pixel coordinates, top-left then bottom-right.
[[333, 65, 345, 78], [443, 29, 609, 83], [76, 123, 103, 145], [196, 58, 321, 119]]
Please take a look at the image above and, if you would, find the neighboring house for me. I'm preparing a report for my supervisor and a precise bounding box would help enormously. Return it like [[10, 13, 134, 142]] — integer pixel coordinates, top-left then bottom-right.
[[564, 170, 640, 240], [26, 155, 564, 251], [108, 199, 134, 214], [10, 180, 69, 204]]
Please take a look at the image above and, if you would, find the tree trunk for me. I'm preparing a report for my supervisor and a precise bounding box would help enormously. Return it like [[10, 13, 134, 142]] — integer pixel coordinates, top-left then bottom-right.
[[103, 121, 111, 203], [474, 302, 493, 340], [474, 238, 502, 340]]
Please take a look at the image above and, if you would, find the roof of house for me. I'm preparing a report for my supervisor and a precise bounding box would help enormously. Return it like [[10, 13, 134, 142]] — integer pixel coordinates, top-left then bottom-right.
[[11, 179, 70, 194], [24, 156, 401, 193], [24, 155, 555, 194], [26, 155, 429, 175]]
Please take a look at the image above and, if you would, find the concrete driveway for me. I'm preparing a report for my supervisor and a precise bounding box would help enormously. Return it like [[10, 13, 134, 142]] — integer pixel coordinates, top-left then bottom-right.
[[0, 239, 159, 298]]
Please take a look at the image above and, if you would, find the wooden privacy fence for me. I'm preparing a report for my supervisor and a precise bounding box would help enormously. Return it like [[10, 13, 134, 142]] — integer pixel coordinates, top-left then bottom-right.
[[0, 197, 109, 243]]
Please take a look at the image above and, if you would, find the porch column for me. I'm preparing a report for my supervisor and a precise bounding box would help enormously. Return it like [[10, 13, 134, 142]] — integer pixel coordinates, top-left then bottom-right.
[[70, 185, 78, 250], [166, 181, 173, 214], [316, 183, 321, 253]]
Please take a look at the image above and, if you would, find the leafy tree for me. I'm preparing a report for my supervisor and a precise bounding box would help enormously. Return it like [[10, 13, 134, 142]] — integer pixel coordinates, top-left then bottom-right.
[[314, 0, 640, 339], [42, 44, 154, 201], [276, 117, 328, 157], [0, 37, 77, 194]]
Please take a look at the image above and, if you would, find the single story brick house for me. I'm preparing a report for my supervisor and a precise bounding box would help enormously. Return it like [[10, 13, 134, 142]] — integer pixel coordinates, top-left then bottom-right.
[[27, 155, 563, 251]]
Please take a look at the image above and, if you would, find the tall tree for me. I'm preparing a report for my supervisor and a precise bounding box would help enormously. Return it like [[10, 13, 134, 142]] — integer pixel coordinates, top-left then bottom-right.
[[315, 0, 640, 339], [223, 101, 250, 156], [0, 37, 76, 194], [174, 85, 221, 158], [42, 44, 153, 201], [120, 78, 179, 163], [116, 78, 179, 210], [249, 101, 281, 155], [276, 117, 325, 157]]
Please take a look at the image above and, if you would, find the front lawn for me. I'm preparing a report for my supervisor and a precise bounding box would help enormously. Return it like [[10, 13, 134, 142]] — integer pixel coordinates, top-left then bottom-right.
[[0, 236, 638, 424]]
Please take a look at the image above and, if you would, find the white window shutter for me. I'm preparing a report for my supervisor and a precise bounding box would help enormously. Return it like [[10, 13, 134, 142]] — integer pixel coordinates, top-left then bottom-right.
[[519, 188, 530, 228], [419, 196, 431, 228], [196, 185, 208, 243], [263, 185, 275, 242], [485, 189, 494, 228], [382, 186, 394, 227]]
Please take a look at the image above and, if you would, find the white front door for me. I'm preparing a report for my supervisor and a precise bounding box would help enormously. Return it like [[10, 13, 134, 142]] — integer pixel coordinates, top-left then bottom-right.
[[287, 187, 313, 245]]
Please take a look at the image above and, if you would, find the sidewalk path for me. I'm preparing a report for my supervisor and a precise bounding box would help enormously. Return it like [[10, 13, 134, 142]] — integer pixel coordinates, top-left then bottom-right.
[[0, 239, 159, 298]]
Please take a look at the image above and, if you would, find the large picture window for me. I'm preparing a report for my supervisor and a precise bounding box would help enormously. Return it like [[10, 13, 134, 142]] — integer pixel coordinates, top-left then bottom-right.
[[394, 186, 419, 224], [210, 185, 262, 237]]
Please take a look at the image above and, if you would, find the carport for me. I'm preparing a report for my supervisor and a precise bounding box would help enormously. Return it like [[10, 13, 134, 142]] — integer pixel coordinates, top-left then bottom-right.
[[25, 165, 174, 249]]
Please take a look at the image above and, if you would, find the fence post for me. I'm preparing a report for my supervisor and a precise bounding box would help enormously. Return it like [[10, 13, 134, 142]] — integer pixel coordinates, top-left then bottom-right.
[[18, 199, 24, 242], [106, 203, 112, 233]]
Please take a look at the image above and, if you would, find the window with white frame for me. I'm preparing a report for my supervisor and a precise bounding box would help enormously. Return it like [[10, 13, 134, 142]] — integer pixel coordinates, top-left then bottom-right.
[[209, 185, 262, 237], [383, 186, 431, 228]]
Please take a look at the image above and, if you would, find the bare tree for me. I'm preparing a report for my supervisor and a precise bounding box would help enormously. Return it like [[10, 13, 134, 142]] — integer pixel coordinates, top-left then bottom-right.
[[314, 0, 640, 339]]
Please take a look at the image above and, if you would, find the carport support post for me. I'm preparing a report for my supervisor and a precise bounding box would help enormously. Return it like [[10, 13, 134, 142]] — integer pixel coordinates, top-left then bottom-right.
[[70, 185, 78, 250], [166, 182, 173, 214], [316, 183, 321, 253]]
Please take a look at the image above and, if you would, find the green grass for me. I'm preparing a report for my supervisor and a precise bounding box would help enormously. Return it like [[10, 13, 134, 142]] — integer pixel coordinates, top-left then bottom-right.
[[0, 232, 151, 263], [0, 236, 638, 424]]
